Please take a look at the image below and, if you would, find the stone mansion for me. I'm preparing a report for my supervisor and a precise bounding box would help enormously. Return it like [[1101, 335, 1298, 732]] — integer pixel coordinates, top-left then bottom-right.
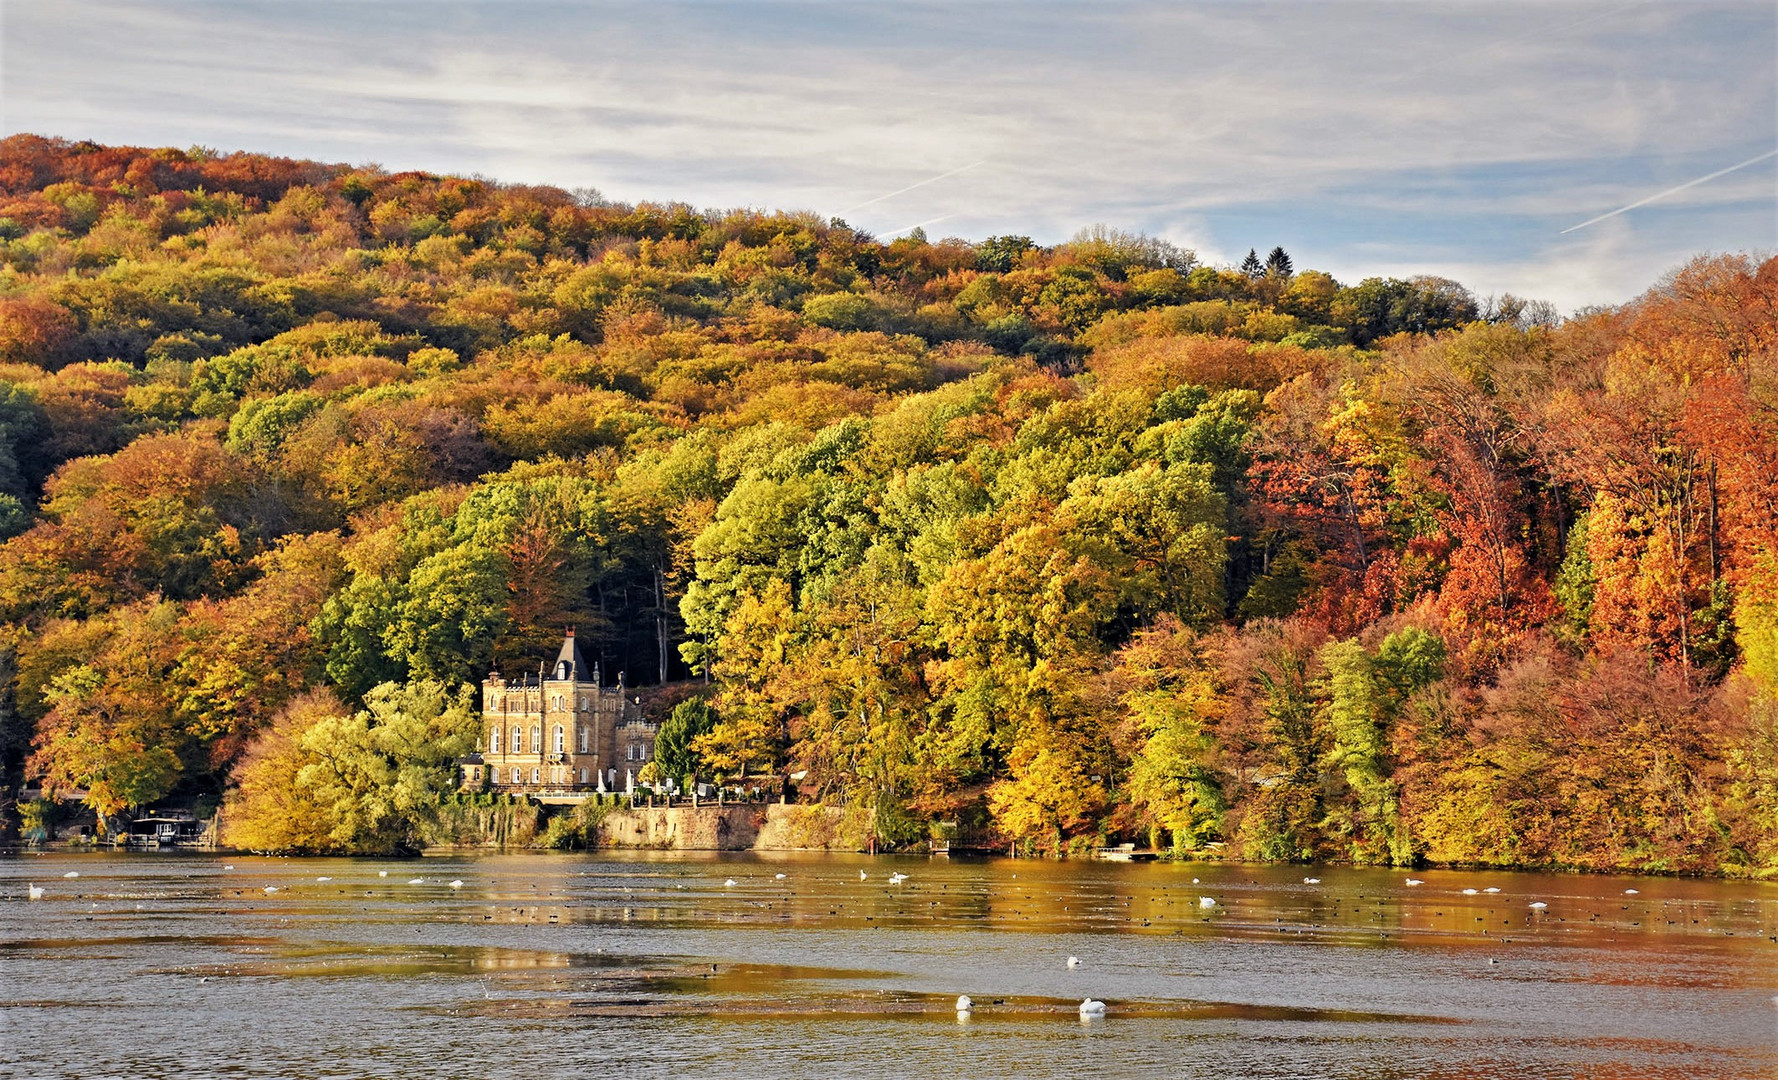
[[459, 630, 658, 794]]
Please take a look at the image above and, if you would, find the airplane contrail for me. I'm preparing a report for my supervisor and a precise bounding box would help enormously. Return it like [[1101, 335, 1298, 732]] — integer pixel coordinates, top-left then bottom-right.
[[836, 162, 988, 215], [1561, 148, 1778, 234], [877, 214, 956, 239]]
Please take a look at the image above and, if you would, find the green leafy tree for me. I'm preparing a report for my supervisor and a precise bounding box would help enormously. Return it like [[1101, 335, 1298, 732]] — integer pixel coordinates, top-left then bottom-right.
[[656, 697, 719, 781]]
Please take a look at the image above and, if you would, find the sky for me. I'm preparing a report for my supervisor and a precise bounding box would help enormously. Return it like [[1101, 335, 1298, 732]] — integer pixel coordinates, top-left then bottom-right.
[[3, 1, 1774, 312]]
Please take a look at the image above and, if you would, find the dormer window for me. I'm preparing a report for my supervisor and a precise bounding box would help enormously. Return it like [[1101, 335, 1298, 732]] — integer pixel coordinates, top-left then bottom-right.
[[556, 661, 571, 680]]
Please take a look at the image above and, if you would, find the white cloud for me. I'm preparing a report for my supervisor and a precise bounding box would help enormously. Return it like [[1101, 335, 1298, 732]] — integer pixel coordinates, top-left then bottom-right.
[[3, 0, 1772, 309]]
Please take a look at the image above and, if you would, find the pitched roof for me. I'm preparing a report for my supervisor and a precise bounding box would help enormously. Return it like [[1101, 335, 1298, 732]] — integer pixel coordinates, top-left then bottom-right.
[[554, 631, 595, 683]]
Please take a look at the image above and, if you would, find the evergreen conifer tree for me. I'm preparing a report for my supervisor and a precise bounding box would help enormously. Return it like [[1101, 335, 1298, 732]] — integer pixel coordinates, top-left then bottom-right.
[[1239, 248, 1263, 278], [1265, 246, 1294, 277]]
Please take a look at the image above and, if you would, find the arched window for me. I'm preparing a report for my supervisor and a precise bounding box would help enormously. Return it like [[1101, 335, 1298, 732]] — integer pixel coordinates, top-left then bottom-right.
[[553, 726, 564, 753], [579, 695, 588, 712], [578, 726, 588, 753], [511, 725, 522, 753], [490, 728, 502, 754]]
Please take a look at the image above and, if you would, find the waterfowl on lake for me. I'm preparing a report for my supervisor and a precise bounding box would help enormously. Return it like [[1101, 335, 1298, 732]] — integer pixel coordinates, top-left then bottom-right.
[[1405, 878, 1424, 886], [27, 883, 43, 900], [956, 995, 973, 1012], [1079, 998, 1106, 1015], [1067, 955, 1081, 968]]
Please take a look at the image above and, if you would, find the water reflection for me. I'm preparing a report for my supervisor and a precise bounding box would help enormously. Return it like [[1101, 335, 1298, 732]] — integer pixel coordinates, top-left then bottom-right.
[[4, 852, 1777, 1079]]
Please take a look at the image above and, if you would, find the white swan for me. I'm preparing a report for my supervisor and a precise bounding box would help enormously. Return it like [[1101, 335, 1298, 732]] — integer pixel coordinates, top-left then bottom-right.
[[1404, 878, 1424, 886], [449, 880, 464, 889], [859, 870, 868, 881], [956, 995, 973, 1011], [776, 873, 787, 880], [1462, 888, 1478, 895], [1482, 887, 1500, 894], [1624, 888, 1639, 895], [407, 878, 425, 885], [1303, 877, 1320, 884], [889, 873, 908, 884], [378, 870, 388, 878], [1067, 956, 1081, 968], [27, 883, 43, 900], [1529, 901, 1547, 910], [263, 886, 278, 894], [1079, 998, 1106, 1016], [1198, 896, 1217, 908], [315, 876, 331, 882], [724, 879, 737, 887], [62, 871, 79, 879]]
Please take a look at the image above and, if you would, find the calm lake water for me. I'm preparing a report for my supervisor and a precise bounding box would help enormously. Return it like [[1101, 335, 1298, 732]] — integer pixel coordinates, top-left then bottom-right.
[[4, 851, 1777, 1079]]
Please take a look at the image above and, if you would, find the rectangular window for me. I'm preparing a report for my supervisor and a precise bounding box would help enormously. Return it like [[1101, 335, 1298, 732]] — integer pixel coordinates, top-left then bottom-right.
[[511, 767, 520, 784], [578, 727, 588, 753], [553, 726, 564, 753]]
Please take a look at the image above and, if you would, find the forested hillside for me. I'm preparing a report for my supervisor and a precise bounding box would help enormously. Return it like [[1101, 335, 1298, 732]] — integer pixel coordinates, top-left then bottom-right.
[[1, 135, 1774, 869]]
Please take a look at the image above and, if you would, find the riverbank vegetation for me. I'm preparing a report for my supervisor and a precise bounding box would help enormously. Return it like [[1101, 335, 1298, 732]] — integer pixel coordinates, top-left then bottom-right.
[[1, 135, 1774, 872]]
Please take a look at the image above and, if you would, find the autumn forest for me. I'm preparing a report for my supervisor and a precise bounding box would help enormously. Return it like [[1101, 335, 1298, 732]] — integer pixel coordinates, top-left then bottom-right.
[[1, 135, 1774, 872]]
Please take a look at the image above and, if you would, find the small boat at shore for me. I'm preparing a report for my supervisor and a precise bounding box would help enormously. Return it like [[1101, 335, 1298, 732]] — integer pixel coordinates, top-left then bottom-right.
[[1091, 844, 1158, 862]]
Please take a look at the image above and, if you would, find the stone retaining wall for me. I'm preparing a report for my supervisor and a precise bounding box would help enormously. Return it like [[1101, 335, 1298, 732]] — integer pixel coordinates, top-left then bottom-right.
[[595, 803, 864, 851]]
